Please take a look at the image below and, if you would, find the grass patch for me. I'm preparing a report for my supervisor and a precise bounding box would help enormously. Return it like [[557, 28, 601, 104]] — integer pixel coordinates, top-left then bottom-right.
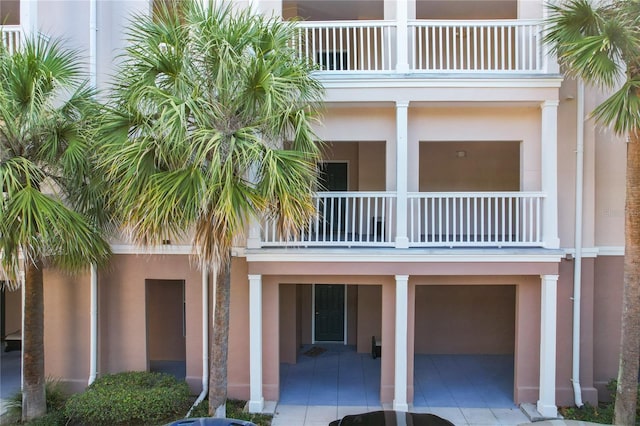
[[560, 380, 640, 425]]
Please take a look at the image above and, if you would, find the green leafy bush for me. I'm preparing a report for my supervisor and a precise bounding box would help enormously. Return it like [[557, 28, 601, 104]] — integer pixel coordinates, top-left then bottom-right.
[[64, 371, 191, 426]]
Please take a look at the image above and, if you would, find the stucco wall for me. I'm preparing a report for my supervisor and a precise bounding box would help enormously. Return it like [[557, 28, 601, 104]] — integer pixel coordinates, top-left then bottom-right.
[[3, 287, 21, 336], [414, 285, 516, 354], [593, 255, 624, 400], [98, 254, 203, 392], [420, 141, 520, 192], [43, 269, 92, 392]]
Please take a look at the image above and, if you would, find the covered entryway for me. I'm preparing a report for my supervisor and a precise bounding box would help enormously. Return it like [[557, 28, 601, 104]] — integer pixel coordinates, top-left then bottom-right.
[[413, 285, 516, 408], [145, 279, 186, 380], [279, 283, 382, 406]]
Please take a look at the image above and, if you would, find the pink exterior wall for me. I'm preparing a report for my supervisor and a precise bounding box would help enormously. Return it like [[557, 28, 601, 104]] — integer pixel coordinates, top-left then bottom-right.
[[555, 259, 598, 405], [3, 287, 21, 336], [97, 255, 203, 392], [409, 106, 541, 193], [420, 141, 520, 192], [228, 259, 250, 400], [356, 286, 382, 353], [414, 285, 515, 354], [280, 284, 297, 364], [593, 255, 624, 400], [43, 269, 91, 392]]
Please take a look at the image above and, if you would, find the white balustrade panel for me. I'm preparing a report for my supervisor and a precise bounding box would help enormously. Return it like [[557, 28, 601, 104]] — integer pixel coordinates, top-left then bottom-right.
[[293, 21, 396, 72], [407, 192, 545, 247], [261, 192, 397, 247], [1, 26, 21, 55], [409, 20, 543, 72]]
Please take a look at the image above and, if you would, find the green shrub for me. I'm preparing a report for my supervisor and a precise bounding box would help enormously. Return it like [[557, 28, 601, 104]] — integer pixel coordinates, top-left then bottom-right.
[[63, 371, 191, 426]]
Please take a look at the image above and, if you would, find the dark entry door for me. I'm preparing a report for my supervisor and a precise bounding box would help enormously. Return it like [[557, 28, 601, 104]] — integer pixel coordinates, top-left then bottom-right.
[[319, 163, 348, 234], [314, 284, 345, 342]]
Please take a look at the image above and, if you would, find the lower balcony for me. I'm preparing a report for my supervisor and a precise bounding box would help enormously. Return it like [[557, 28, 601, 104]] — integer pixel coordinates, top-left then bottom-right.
[[260, 191, 546, 248]]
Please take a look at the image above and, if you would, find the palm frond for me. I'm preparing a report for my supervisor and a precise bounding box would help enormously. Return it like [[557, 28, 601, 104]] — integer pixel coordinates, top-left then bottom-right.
[[592, 77, 640, 134], [0, 33, 111, 283]]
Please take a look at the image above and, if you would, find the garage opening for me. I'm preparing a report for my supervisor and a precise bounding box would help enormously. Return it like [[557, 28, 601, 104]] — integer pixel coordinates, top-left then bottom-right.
[[413, 285, 516, 407]]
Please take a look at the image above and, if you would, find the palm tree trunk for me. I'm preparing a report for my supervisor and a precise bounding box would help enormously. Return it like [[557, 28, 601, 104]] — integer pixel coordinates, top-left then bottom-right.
[[614, 128, 640, 426], [209, 263, 230, 417], [22, 257, 46, 421]]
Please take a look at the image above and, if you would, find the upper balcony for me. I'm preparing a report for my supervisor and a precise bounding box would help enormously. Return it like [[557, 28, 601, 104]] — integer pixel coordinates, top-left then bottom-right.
[[284, 0, 555, 81], [1, 25, 21, 54], [293, 19, 547, 75]]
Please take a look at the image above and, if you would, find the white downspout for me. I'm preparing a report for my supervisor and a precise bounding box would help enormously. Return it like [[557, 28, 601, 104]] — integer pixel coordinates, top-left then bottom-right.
[[88, 264, 98, 385], [87, 0, 98, 387], [572, 80, 585, 407], [187, 267, 210, 416]]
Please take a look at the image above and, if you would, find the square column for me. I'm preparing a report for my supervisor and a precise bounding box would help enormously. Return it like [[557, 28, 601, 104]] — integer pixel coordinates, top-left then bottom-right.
[[538, 274, 558, 418], [395, 101, 409, 248], [395, 0, 409, 72], [248, 274, 264, 413], [393, 275, 409, 411], [541, 100, 560, 249]]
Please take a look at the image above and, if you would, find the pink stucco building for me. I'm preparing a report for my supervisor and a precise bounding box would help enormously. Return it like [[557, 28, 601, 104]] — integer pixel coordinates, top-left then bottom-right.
[[0, 0, 627, 419]]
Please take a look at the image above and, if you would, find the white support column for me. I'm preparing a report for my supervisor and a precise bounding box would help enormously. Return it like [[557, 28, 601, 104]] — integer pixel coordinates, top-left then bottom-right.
[[395, 101, 409, 248], [248, 274, 264, 413], [88, 264, 98, 385], [246, 218, 262, 249], [393, 275, 409, 411], [395, 0, 409, 72], [541, 100, 560, 249], [20, 0, 38, 38], [538, 274, 559, 418]]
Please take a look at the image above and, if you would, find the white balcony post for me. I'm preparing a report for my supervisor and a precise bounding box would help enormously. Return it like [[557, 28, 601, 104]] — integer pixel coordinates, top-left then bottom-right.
[[541, 100, 560, 249], [396, 0, 409, 72], [542, 3, 559, 74], [20, 0, 37, 38], [395, 101, 409, 248], [538, 274, 559, 418], [393, 275, 409, 411], [247, 218, 262, 249], [248, 274, 264, 413]]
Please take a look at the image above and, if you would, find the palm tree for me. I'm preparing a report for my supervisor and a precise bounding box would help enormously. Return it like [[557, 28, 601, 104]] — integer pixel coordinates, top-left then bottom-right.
[[545, 0, 640, 424], [0, 35, 112, 421], [98, 0, 323, 417]]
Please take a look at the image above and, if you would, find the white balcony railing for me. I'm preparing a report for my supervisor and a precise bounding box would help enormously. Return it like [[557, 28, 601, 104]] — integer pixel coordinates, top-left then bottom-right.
[[1, 25, 21, 55], [408, 192, 545, 247], [261, 192, 397, 247], [409, 20, 543, 72], [293, 19, 546, 74], [294, 21, 396, 72], [260, 191, 546, 248]]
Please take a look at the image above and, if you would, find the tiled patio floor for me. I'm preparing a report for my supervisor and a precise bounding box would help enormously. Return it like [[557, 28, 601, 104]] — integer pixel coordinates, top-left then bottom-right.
[[271, 404, 531, 426], [280, 345, 515, 408], [274, 345, 528, 425]]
